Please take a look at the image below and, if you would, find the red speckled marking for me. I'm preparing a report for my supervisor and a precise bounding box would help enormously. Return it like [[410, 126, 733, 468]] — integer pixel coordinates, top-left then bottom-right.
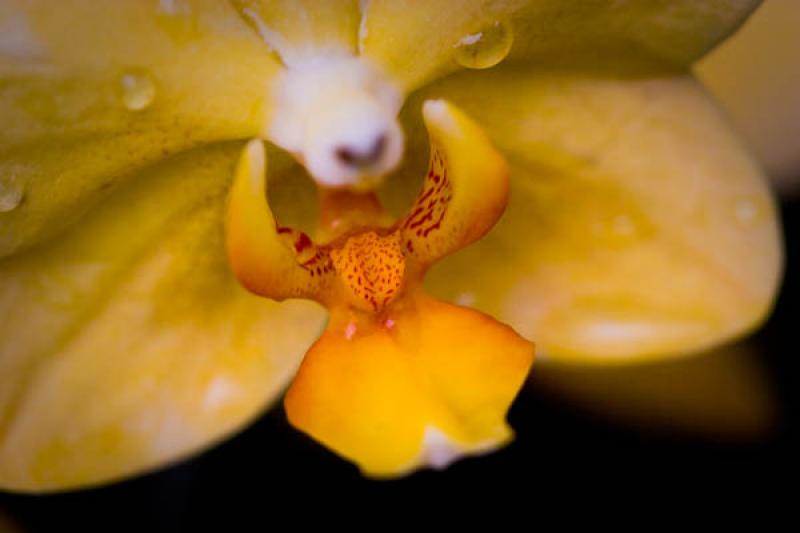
[[400, 146, 452, 258], [330, 232, 405, 312], [263, 146, 460, 310], [276, 225, 333, 290]]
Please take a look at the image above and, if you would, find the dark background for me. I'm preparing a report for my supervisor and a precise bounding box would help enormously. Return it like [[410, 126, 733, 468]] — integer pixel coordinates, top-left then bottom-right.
[[1, 194, 797, 528]]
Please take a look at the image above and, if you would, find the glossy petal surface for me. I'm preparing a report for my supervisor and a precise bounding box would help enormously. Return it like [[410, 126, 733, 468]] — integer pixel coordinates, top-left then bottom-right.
[[361, 0, 759, 91], [0, 145, 324, 492], [0, 0, 281, 256], [384, 67, 782, 363]]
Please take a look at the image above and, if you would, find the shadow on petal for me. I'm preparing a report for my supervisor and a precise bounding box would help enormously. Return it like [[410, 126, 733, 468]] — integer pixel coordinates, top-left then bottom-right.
[[530, 343, 778, 441]]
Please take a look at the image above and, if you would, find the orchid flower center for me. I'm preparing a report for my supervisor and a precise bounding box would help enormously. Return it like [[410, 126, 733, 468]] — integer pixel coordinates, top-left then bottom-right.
[[226, 99, 534, 476], [266, 56, 404, 189], [229, 100, 506, 321]]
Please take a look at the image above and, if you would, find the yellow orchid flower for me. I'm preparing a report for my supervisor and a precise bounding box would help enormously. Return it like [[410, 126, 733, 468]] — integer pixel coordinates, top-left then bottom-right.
[[0, 0, 783, 492]]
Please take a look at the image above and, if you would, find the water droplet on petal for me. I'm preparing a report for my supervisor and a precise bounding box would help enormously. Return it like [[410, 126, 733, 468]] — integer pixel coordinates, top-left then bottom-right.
[[118, 69, 156, 111], [0, 178, 24, 212], [454, 20, 513, 70], [344, 321, 357, 340], [611, 214, 637, 237], [155, 0, 199, 42], [735, 198, 759, 225], [455, 292, 476, 306], [19, 89, 57, 122], [596, 212, 646, 244]]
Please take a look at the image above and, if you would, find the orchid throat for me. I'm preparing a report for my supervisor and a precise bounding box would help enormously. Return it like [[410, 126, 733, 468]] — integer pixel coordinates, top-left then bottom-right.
[[225, 99, 534, 476]]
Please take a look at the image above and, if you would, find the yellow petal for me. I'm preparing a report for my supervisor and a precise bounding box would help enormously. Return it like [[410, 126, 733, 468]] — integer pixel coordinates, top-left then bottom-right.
[[284, 294, 533, 477], [533, 344, 777, 439], [228, 0, 360, 63], [0, 144, 325, 492], [360, 0, 760, 91], [389, 67, 782, 364], [0, 0, 281, 256], [697, 0, 800, 192]]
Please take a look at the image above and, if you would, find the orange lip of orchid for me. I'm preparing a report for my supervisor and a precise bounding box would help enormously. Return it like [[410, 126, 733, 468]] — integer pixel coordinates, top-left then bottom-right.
[[225, 99, 534, 476]]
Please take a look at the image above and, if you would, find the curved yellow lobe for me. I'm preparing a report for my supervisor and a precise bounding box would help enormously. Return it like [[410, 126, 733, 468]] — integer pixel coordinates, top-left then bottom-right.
[[398, 100, 509, 267], [225, 139, 330, 301]]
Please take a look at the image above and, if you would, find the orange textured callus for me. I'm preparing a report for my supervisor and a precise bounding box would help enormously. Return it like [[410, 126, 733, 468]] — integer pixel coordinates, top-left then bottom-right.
[[225, 100, 533, 476]]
